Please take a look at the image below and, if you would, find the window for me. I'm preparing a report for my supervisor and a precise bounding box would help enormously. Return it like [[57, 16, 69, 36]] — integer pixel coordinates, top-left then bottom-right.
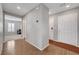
[[8, 23, 11, 32], [11, 23, 14, 32], [8, 23, 15, 32]]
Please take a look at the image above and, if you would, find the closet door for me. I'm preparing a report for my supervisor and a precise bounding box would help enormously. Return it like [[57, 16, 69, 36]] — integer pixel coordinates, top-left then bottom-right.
[[58, 12, 77, 46]]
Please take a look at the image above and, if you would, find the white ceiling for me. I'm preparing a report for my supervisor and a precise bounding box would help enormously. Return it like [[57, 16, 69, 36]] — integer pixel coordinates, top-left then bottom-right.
[[45, 3, 79, 15], [2, 3, 39, 17], [2, 3, 79, 17]]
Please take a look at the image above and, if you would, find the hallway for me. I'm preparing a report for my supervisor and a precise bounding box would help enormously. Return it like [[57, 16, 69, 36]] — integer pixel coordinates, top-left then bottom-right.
[[0, 3, 79, 55], [2, 39, 79, 55]]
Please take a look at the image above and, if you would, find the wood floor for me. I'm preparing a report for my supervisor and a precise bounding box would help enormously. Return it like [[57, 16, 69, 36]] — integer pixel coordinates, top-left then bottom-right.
[[2, 39, 79, 55]]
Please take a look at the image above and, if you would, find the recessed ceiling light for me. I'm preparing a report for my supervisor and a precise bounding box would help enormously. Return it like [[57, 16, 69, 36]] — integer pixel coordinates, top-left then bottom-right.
[[17, 6, 21, 10], [36, 7, 39, 10], [49, 11, 52, 15], [66, 5, 70, 8]]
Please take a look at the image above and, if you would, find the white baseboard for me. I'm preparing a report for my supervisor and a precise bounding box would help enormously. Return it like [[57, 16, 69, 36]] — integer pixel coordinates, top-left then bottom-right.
[[40, 43, 49, 51], [25, 39, 49, 51]]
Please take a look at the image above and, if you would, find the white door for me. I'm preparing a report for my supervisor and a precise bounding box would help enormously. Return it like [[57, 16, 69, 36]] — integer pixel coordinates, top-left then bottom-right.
[[49, 16, 54, 40]]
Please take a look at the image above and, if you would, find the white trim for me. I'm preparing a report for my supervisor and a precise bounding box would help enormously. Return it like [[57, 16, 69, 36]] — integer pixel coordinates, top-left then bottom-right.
[[25, 39, 49, 51], [40, 43, 49, 51], [5, 14, 22, 21]]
